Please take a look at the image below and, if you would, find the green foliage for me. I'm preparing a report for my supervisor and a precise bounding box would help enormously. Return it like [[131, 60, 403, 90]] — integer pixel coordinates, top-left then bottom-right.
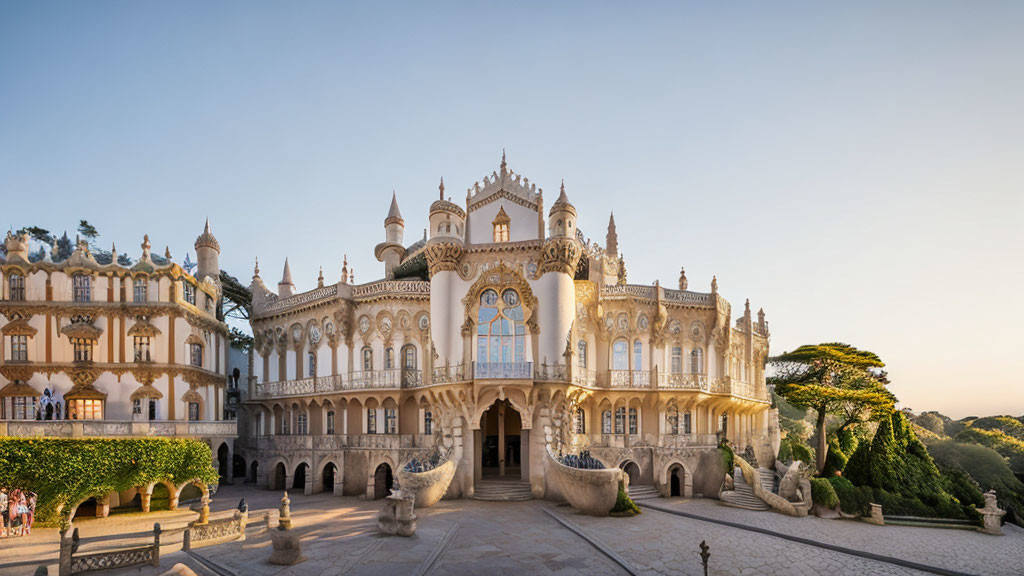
[[915, 412, 947, 436], [936, 462, 983, 521], [0, 438, 218, 526], [828, 475, 868, 515], [823, 436, 849, 476], [970, 417, 1024, 440], [773, 391, 810, 421], [954, 427, 1024, 476], [777, 437, 793, 462], [719, 443, 734, 475], [779, 415, 813, 443], [842, 411, 973, 519], [791, 441, 813, 465], [77, 220, 99, 241], [927, 440, 1024, 526], [610, 481, 641, 517], [810, 477, 839, 509]]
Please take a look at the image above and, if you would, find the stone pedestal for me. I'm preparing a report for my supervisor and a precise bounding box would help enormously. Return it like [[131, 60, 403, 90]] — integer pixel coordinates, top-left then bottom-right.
[[377, 491, 417, 537], [268, 530, 304, 566], [277, 492, 292, 530], [864, 503, 884, 525], [978, 491, 1006, 535]]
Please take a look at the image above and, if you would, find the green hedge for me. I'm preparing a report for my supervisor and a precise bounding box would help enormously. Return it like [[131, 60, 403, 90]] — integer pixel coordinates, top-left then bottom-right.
[[719, 443, 734, 476], [0, 438, 218, 526], [610, 480, 641, 517], [828, 475, 868, 515], [791, 441, 813, 465], [810, 477, 839, 509]]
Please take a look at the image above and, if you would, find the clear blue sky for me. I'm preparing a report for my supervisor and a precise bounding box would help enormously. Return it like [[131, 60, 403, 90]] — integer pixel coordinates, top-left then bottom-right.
[[2, 1, 1022, 418]]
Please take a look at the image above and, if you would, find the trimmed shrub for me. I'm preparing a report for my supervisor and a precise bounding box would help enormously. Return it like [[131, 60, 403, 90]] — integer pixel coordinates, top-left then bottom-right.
[[610, 481, 641, 517], [822, 436, 849, 477], [719, 443, 734, 476], [0, 438, 218, 526], [791, 441, 813, 465], [777, 437, 793, 462], [828, 475, 867, 516], [810, 477, 839, 509]]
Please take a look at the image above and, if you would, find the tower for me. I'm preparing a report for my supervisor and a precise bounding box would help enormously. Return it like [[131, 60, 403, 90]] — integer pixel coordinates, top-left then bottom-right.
[[375, 192, 407, 279], [606, 212, 618, 257], [539, 181, 583, 369], [194, 219, 221, 287], [547, 180, 577, 239], [278, 258, 295, 298], [429, 178, 466, 242]]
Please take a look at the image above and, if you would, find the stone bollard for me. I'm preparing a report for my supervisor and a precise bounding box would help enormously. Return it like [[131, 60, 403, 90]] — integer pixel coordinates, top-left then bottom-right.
[[377, 490, 417, 537], [864, 503, 884, 526], [978, 491, 1006, 535], [277, 491, 292, 531], [58, 528, 72, 576], [152, 523, 162, 567], [268, 492, 303, 566], [196, 496, 210, 526]]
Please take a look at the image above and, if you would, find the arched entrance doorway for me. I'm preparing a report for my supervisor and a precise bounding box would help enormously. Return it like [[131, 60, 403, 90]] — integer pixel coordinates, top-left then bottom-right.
[[217, 443, 230, 481], [249, 461, 259, 484], [479, 399, 522, 479], [373, 463, 393, 499], [669, 464, 684, 497], [322, 463, 337, 493], [621, 460, 641, 485], [293, 463, 308, 491], [233, 455, 246, 480], [273, 462, 286, 490]]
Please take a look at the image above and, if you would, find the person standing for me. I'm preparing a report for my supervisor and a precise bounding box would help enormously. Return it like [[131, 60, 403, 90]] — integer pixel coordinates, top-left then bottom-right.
[[25, 492, 36, 535], [0, 488, 8, 538], [8, 489, 20, 537], [16, 491, 28, 537]]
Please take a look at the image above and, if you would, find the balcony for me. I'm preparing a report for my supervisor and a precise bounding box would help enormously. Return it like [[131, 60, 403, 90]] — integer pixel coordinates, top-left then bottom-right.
[[0, 419, 237, 439], [602, 370, 652, 388], [472, 362, 533, 379], [348, 369, 402, 389], [659, 372, 708, 391]]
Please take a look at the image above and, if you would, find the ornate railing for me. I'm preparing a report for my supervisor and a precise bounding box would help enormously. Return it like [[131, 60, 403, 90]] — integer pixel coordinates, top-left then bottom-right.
[[603, 370, 651, 388], [662, 289, 714, 306], [62, 524, 161, 575], [401, 369, 423, 388], [259, 284, 339, 313], [659, 372, 707, 390], [349, 369, 401, 389], [473, 362, 533, 379], [572, 368, 597, 387], [0, 419, 236, 439], [658, 433, 719, 448], [351, 280, 431, 300], [534, 363, 567, 382], [431, 364, 467, 384], [183, 510, 247, 550]]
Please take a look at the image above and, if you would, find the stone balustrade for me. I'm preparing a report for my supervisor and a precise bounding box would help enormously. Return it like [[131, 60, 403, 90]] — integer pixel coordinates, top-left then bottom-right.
[[258, 433, 436, 451], [0, 419, 237, 439]]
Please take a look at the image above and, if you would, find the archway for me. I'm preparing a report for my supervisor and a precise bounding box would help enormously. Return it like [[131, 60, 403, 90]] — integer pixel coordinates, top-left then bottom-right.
[[273, 462, 286, 490], [373, 463, 393, 499], [233, 455, 247, 480], [250, 461, 259, 485], [323, 463, 337, 493], [669, 464, 684, 497], [621, 460, 641, 485], [479, 399, 522, 479], [293, 463, 308, 491], [151, 482, 172, 511], [73, 497, 98, 520], [217, 442, 230, 481]]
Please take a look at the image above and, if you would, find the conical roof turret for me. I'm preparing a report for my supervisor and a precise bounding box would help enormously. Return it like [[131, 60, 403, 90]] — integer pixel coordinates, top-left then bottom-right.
[[194, 218, 220, 252], [385, 192, 404, 227]]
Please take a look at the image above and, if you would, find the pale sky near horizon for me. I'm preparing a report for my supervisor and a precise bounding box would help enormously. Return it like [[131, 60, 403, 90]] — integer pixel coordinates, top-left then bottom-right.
[[2, 2, 1021, 419]]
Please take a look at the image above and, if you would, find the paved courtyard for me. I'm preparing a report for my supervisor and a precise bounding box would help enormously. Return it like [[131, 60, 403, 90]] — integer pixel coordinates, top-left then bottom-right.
[[1, 484, 1022, 576]]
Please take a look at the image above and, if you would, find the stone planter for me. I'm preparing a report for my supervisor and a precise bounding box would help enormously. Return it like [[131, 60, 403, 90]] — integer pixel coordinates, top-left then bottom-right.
[[396, 460, 456, 508], [546, 448, 623, 517]]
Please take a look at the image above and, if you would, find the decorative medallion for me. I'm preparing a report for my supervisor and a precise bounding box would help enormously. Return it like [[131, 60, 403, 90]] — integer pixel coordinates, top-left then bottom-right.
[[379, 316, 392, 334], [617, 313, 629, 333], [638, 314, 649, 331], [604, 313, 614, 332], [309, 325, 322, 345], [359, 316, 370, 334], [325, 321, 335, 335], [418, 314, 430, 331], [669, 319, 682, 335], [690, 321, 705, 340]]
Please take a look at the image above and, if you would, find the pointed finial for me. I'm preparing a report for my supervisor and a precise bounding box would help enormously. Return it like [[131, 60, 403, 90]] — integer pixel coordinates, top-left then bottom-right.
[[341, 254, 348, 284], [204, 218, 211, 234], [165, 246, 172, 259], [318, 266, 324, 288], [678, 267, 687, 290], [711, 275, 718, 294], [253, 257, 260, 278], [745, 298, 751, 315], [560, 179, 565, 194], [111, 242, 117, 254], [439, 177, 445, 201], [500, 149, 507, 176]]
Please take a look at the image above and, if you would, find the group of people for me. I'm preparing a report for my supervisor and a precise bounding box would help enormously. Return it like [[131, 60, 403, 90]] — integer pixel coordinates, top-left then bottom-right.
[[0, 488, 36, 538]]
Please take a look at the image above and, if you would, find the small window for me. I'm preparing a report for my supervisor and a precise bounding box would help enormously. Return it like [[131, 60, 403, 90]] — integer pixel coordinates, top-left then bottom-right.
[[612, 340, 628, 370], [384, 408, 397, 434], [403, 345, 416, 370], [71, 398, 103, 420], [492, 207, 511, 243], [615, 407, 626, 434], [602, 410, 612, 434], [362, 347, 373, 371], [367, 409, 377, 434], [190, 343, 203, 367], [577, 341, 587, 369], [633, 340, 642, 369], [326, 410, 336, 434], [188, 402, 201, 421], [628, 408, 638, 435], [308, 352, 316, 377], [683, 412, 692, 435], [6, 392, 37, 420], [9, 274, 25, 301], [183, 282, 196, 305], [671, 347, 682, 374], [73, 340, 92, 362], [690, 348, 704, 374], [384, 347, 394, 370], [133, 277, 148, 303], [134, 336, 151, 362], [11, 335, 28, 361], [297, 412, 308, 435], [72, 275, 91, 302], [668, 409, 679, 435], [575, 409, 586, 434], [423, 410, 432, 435]]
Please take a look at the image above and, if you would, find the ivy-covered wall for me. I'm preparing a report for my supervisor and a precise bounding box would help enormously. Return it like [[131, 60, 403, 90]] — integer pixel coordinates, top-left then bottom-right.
[[0, 438, 218, 526]]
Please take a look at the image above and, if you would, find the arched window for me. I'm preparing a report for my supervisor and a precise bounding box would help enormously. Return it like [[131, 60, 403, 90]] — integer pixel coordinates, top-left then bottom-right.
[[190, 343, 203, 367], [72, 275, 91, 302], [671, 347, 682, 374], [575, 409, 586, 434], [182, 282, 196, 305], [133, 277, 148, 303], [476, 288, 525, 366], [402, 344, 416, 370], [614, 407, 626, 434], [602, 410, 612, 434], [384, 347, 394, 369], [423, 410, 433, 435], [188, 402, 201, 421], [366, 409, 377, 434], [492, 207, 511, 242], [612, 339, 628, 370], [134, 336, 151, 362], [577, 340, 587, 369], [297, 411, 308, 435], [308, 352, 316, 377], [8, 274, 25, 301], [668, 408, 679, 434], [384, 408, 397, 434], [633, 340, 642, 369], [628, 407, 638, 435], [362, 347, 373, 371], [690, 348, 704, 374], [326, 410, 336, 434]]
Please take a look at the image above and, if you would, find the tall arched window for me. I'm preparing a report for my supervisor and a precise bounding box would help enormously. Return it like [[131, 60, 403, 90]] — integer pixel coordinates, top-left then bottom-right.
[[671, 346, 683, 374], [614, 407, 626, 434], [326, 410, 336, 434], [362, 347, 373, 371], [8, 274, 25, 301], [633, 340, 642, 369], [577, 340, 587, 369], [402, 344, 416, 370], [612, 339, 628, 370], [476, 288, 525, 365], [384, 347, 394, 369], [602, 410, 612, 434], [690, 347, 704, 374], [297, 411, 308, 435], [133, 277, 148, 303]]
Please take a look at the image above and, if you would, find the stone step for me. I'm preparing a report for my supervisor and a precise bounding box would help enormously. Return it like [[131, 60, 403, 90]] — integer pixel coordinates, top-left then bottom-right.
[[627, 485, 661, 500], [473, 480, 534, 502]]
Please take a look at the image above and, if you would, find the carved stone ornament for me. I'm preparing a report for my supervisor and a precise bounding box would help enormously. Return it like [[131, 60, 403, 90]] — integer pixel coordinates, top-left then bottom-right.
[[418, 314, 429, 331], [669, 319, 682, 335], [359, 316, 371, 334], [540, 237, 583, 275], [424, 241, 465, 276], [638, 314, 649, 331]]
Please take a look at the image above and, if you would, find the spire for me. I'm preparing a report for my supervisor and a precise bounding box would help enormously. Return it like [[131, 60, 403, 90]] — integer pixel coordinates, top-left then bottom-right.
[[281, 258, 293, 285], [253, 257, 261, 279], [678, 267, 687, 290], [164, 246, 172, 260], [439, 177, 445, 201], [606, 213, 618, 257], [111, 242, 118, 263], [279, 258, 294, 297], [758, 307, 765, 325], [500, 149, 507, 176], [194, 218, 220, 252], [341, 254, 348, 284], [745, 298, 751, 317], [386, 191, 403, 225], [204, 218, 211, 235], [317, 266, 324, 288], [554, 179, 570, 205]]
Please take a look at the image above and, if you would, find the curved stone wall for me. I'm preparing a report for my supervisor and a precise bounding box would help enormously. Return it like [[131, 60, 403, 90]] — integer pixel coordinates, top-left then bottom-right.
[[545, 448, 623, 516], [396, 459, 456, 508]]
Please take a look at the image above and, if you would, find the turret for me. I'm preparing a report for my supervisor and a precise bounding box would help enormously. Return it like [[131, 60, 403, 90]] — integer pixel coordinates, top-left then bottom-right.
[[606, 213, 618, 257], [375, 192, 408, 279], [429, 178, 466, 241], [278, 258, 295, 298], [547, 180, 577, 239], [194, 219, 221, 286]]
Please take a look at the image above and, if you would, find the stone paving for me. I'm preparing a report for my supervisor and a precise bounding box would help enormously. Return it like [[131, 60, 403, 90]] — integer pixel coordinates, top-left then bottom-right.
[[1, 484, 1021, 576]]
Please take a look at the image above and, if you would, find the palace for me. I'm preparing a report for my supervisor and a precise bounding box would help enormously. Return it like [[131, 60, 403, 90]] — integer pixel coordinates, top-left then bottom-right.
[[240, 155, 780, 502], [0, 223, 237, 494]]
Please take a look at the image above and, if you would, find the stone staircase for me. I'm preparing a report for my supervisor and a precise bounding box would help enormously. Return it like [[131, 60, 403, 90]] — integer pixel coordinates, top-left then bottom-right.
[[720, 466, 773, 511], [627, 484, 661, 501], [473, 479, 534, 501]]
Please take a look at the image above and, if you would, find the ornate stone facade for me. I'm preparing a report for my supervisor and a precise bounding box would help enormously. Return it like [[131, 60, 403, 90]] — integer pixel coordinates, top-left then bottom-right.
[[240, 156, 776, 503]]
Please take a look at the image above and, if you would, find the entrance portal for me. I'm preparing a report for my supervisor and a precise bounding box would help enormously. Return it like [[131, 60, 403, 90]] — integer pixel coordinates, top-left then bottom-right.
[[480, 399, 522, 479]]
